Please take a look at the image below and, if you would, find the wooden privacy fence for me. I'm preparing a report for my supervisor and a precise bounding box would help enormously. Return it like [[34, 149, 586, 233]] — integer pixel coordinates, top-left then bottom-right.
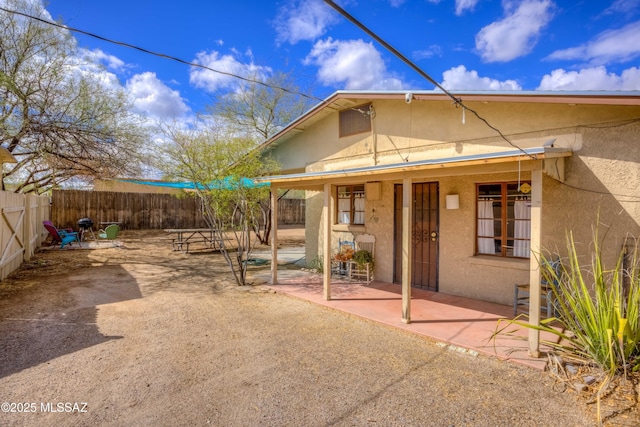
[[0, 191, 50, 280], [277, 198, 305, 225], [51, 190, 207, 230], [51, 190, 305, 230]]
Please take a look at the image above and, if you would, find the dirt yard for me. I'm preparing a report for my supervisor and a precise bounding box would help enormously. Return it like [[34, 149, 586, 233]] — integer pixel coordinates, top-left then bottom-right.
[[0, 228, 633, 426]]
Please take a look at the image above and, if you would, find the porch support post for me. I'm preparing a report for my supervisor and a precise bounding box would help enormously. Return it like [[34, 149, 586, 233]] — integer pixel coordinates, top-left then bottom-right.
[[402, 177, 413, 324], [270, 187, 278, 285], [323, 183, 332, 300], [528, 163, 543, 357]]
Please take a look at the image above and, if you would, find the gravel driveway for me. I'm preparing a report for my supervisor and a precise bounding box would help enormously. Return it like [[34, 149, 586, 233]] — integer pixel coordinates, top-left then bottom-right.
[[0, 230, 598, 426]]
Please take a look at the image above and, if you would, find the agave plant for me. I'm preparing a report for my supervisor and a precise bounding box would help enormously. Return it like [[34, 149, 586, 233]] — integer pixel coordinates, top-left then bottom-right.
[[495, 229, 640, 375], [493, 227, 639, 424]]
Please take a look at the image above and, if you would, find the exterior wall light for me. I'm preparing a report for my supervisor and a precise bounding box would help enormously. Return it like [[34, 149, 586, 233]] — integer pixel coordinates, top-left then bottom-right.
[[446, 194, 460, 210]]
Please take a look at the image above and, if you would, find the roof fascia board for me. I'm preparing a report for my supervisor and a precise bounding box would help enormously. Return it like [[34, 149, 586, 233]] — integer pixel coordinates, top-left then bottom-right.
[[258, 147, 571, 185]]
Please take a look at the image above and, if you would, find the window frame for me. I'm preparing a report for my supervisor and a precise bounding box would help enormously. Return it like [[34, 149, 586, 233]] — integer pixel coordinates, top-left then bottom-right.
[[336, 185, 365, 225], [476, 181, 531, 258]]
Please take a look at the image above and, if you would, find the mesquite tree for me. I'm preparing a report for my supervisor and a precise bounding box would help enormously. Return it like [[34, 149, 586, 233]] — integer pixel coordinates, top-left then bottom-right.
[[159, 123, 278, 286]]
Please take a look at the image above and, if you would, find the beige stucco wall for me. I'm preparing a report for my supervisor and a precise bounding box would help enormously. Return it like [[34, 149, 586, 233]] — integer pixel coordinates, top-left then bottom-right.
[[288, 98, 640, 306]]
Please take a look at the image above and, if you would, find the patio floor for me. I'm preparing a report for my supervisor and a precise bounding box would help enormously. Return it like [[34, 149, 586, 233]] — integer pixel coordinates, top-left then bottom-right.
[[266, 270, 556, 371]]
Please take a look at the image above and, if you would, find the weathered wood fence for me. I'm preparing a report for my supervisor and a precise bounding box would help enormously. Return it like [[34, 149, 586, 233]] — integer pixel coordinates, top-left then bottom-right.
[[0, 191, 50, 280], [51, 190, 305, 230]]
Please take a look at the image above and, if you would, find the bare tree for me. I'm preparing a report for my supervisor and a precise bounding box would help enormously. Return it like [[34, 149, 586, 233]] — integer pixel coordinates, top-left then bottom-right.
[[211, 71, 312, 140], [0, 0, 149, 193]]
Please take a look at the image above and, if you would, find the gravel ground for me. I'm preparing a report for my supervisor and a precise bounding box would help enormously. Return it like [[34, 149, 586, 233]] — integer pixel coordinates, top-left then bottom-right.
[[0, 229, 605, 426]]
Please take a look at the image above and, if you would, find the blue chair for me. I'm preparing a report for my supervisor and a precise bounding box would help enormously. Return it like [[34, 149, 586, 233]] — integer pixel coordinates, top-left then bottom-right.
[[331, 237, 355, 277], [43, 221, 79, 249]]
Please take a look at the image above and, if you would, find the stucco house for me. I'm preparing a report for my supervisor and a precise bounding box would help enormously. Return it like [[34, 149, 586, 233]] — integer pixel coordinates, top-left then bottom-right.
[[257, 90, 640, 355]]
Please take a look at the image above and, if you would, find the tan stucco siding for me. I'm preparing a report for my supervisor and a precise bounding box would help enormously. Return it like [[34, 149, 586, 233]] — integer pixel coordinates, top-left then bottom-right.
[[438, 172, 531, 305], [286, 97, 640, 306], [271, 113, 375, 173], [273, 100, 640, 177], [540, 120, 640, 268]]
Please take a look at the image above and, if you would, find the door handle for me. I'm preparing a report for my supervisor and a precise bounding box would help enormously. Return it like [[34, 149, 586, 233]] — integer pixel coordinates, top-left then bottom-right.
[[430, 231, 437, 241]]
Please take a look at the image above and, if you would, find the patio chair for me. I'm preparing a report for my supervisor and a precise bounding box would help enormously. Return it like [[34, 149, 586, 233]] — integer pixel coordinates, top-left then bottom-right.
[[514, 259, 561, 317], [349, 233, 375, 284], [331, 236, 355, 277], [43, 221, 79, 249], [98, 224, 120, 241]]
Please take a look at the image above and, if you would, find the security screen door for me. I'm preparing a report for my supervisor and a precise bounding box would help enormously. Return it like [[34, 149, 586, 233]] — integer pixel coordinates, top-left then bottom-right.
[[393, 182, 439, 291]]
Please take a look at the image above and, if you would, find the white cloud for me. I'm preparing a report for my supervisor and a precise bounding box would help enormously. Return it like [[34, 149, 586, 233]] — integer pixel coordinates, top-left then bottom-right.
[[80, 48, 126, 72], [455, 0, 480, 15], [475, 0, 554, 62], [545, 21, 640, 66], [441, 65, 522, 90], [189, 50, 272, 93], [274, 0, 339, 45], [536, 66, 640, 90], [413, 45, 443, 60], [126, 72, 190, 120], [604, 0, 640, 15], [304, 38, 403, 90]]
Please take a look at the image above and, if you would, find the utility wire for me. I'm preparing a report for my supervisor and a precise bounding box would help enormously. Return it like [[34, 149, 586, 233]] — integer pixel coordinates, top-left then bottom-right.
[[323, 0, 537, 160], [0, 6, 322, 103], [4, 4, 541, 160]]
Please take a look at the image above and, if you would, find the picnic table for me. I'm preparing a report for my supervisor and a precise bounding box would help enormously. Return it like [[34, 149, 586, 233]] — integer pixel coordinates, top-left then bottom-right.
[[164, 228, 221, 253]]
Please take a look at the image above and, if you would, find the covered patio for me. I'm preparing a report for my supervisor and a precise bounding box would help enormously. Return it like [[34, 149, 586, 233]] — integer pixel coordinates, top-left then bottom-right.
[[262, 145, 573, 360], [265, 272, 558, 370]]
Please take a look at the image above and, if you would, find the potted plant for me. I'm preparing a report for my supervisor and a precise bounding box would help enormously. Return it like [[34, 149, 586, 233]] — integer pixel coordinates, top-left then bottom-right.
[[352, 249, 373, 270]]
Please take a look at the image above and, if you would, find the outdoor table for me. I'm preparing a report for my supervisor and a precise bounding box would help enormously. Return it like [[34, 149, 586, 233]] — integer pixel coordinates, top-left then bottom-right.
[[164, 228, 221, 253]]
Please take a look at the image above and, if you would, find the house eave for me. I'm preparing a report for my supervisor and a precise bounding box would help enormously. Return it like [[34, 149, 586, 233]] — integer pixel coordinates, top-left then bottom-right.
[[256, 90, 640, 154], [259, 147, 571, 188]]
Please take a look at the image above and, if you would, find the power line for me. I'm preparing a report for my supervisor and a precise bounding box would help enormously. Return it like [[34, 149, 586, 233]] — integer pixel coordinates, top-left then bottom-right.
[[0, 6, 321, 103], [3, 4, 547, 161], [322, 0, 537, 160]]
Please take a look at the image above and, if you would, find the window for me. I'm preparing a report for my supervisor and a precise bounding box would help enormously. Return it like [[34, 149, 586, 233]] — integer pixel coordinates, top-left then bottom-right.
[[476, 182, 531, 258], [339, 103, 371, 137], [337, 185, 365, 225]]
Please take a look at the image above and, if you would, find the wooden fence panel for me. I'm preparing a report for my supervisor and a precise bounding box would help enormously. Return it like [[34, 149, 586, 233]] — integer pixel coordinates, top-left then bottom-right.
[[278, 198, 305, 224], [51, 190, 208, 230], [0, 192, 49, 280], [51, 190, 305, 230]]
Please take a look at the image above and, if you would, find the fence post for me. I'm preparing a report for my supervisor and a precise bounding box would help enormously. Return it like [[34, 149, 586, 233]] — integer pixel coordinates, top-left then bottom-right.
[[24, 195, 32, 261]]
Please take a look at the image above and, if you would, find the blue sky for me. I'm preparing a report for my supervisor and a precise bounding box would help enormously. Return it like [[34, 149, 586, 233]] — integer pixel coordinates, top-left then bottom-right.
[[24, 0, 640, 122]]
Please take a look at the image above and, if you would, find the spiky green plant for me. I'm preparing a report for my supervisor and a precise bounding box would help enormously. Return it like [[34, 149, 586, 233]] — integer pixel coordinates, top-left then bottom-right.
[[494, 230, 640, 375], [543, 231, 640, 375]]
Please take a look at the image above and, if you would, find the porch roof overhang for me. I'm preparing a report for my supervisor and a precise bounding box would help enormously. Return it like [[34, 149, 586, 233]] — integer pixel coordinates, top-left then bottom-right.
[[258, 146, 572, 189]]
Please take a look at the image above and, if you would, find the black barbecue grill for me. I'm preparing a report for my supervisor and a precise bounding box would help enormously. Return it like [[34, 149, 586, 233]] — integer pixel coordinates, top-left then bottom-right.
[[78, 218, 95, 240]]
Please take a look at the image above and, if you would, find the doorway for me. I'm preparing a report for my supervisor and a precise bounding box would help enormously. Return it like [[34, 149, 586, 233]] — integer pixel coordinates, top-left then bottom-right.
[[393, 182, 439, 290]]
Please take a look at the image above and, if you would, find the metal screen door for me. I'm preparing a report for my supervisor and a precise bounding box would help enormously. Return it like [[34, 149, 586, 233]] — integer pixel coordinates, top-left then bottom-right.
[[393, 182, 439, 290]]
